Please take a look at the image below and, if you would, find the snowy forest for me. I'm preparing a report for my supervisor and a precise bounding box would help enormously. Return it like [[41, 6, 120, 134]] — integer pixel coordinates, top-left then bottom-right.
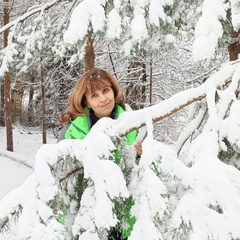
[[1, 0, 240, 239]]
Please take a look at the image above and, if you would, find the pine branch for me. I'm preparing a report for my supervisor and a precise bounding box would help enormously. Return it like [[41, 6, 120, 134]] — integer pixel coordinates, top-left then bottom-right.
[[0, 205, 22, 234], [151, 95, 206, 125], [59, 165, 84, 184], [121, 61, 240, 137], [122, 93, 206, 136]]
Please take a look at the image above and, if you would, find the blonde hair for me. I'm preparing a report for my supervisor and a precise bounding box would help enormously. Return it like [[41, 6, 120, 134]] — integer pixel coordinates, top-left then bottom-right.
[[59, 68, 125, 122]]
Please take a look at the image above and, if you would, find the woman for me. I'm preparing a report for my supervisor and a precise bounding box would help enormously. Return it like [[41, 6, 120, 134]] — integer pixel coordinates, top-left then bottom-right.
[[59, 67, 142, 155], [58, 67, 142, 239]]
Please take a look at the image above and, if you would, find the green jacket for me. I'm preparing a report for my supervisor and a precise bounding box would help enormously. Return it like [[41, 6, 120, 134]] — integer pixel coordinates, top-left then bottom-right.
[[64, 104, 137, 146]]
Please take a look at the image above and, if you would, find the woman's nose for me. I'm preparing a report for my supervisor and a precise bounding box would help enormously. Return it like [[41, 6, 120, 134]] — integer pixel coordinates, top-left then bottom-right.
[[99, 93, 107, 101]]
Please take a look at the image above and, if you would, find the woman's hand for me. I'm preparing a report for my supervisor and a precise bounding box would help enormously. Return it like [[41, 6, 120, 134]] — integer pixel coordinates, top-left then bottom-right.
[[134, 140, 143, 157]]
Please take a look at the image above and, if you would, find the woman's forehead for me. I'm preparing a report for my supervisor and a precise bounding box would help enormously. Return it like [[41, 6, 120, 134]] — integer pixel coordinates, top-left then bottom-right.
[[86, 78, 111, 93]]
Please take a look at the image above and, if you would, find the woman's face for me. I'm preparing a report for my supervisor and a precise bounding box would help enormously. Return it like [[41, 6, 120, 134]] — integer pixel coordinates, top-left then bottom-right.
[[85, 86, 115, 118]]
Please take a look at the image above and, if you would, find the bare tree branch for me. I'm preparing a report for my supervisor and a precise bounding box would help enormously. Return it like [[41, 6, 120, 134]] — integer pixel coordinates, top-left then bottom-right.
[[0, 205, 22, 233]]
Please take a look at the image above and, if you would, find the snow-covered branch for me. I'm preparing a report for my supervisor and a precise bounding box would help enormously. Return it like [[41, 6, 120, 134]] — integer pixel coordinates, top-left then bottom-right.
[[0, 0, 63, 34], [1, 60, 240, 239], [116, 61, 240, 137]]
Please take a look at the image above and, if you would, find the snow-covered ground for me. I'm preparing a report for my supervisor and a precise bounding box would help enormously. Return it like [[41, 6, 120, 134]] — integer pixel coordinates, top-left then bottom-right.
[[0, 125, 57, 200], [0, 126, 57, 239]]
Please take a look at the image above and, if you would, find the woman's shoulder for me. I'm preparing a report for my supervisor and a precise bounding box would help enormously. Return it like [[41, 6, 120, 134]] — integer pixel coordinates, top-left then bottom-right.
[[64, 114, 90, 140]]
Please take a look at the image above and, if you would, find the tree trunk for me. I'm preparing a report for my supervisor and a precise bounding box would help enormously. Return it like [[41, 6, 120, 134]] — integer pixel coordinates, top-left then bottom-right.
[[5, 71, 13, 151], [41, 64, 47, 144], [126, 59, 147, 110], [228, 28, 240, 61], [84, 36, 95, 71], [27, 77, 35, 126], [149, 60, 153, 106], [4, 0, 13, 151], [11, 72, 28, 124], [0, 81, 5, 127]]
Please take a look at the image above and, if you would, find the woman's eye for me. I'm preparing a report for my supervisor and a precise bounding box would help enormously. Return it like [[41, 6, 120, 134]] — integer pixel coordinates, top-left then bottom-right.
[[90, 93, 97, 98], [103, 88, 110, 93]]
